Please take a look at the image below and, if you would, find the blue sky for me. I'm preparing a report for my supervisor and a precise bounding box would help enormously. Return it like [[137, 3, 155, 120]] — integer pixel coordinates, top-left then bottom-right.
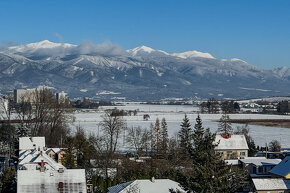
[[1, 0, 290, 69]]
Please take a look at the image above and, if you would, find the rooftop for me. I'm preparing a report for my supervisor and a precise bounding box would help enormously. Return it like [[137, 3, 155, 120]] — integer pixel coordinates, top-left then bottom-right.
[[239, 157, 281, 166], [269, 156, 290, 179], [108, 179, 185, 193], [214, 134, 249, 150], [252, 178, 290, 190], [19, 137, 45, 151]]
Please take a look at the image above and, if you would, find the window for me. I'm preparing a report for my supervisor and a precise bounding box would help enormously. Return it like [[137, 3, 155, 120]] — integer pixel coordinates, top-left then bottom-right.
[[240, 152, 245, 156], [258, 166, 264, 174]]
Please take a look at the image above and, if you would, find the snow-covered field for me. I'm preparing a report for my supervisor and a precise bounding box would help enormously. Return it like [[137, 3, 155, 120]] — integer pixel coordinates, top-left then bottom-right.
[[72, 103, 290, 148]]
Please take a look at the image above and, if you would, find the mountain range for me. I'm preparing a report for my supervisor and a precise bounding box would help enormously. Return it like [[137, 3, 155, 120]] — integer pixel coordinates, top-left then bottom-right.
[[0, 40, 290, 100]]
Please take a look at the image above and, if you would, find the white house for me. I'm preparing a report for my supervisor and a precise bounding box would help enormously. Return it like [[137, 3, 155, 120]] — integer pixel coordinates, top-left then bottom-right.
[[17, 137, 87, 193], [214, 134, 249, 159], [107, 179, 185, 193]]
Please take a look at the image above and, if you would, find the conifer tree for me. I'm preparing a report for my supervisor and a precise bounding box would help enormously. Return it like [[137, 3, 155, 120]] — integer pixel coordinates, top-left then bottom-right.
[[161, 118, 169, 157], [178, 114, 192, 155], [149, 123, 155, 155], [192, 114, 204, 151], [176, 116, 247, 193], [154, 118, 162, 155], [218, 113, 233, 135], [0, 167, 16, 193]]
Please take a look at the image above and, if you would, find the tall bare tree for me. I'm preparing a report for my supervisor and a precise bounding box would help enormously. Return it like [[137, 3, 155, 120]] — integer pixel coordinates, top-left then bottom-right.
[[98, 111, 126, 178], [15, 88, 72, 147], [127, 126, 150, 156]]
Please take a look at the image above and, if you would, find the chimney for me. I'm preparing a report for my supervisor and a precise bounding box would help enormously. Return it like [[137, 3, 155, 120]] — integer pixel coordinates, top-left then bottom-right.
[[40, 160, 45, 172], [40, 151, 43, 156], [221, 134, 231, 139], [151, 177, 155, 183]]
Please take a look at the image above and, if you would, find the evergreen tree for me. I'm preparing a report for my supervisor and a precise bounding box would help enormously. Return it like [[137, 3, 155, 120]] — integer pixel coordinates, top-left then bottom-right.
[[178, 114, 192, 156], [161, 118, 169, 157], [154, 118, 162, 155], [176, 116, 247, 193], [218, 113, 233, 135], [149, 123, 155, 155], [16, 126, 29, 137], [0, 167, 16, 193], [192, 114, 204, 151]]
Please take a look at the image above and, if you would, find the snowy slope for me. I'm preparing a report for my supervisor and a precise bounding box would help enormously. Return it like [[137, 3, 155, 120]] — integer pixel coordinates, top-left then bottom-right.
[[1, 40, 290, 99]]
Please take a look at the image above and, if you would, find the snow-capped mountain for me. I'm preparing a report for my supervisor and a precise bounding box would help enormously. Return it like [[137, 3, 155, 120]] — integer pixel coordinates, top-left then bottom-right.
[[171, 50, 214, 59], [0, 40, 289, 100], [8, 40, 76, 54]]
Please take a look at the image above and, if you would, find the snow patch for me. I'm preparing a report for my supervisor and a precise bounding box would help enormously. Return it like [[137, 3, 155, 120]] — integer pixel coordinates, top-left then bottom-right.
[[96, 91, 120, 95], [239, 87, 271, 92], [171, 51, 214, 59]]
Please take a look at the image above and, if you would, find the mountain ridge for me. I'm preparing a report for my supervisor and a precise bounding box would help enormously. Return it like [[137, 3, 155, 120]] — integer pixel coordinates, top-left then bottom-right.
[[0, 40, 289, 100]]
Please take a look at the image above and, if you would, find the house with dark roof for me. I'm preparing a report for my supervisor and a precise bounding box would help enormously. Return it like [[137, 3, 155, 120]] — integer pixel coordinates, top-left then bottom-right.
[[269, 156, 290, 179], [239, 157, 281, 178]]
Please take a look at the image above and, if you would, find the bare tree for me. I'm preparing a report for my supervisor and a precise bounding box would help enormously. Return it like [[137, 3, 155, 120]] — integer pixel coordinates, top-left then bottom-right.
[[269, 140, 281, 152], [100, 111, 126, 155], [0, 94, 15, 159], [98, 111, 126, 178], [15, 88, 72, 147], [127, 126, 150, 156]]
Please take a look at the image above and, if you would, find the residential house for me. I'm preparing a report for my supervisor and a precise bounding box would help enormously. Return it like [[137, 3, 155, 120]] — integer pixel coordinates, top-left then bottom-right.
[[252, 156, 290, 193], [239, 157, 281, 178], [107, 178, 185, 193], [17, 137, 87, 193], [252, 178, 290, 193], [214, 134, 248, 159], [269, 156, 290, 179], [46, 148, 66, 165]]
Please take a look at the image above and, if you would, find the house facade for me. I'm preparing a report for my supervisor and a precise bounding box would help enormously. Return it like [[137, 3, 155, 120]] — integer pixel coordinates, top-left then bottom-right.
[[17, 137, 86, 193], [214, 134, 249, 160]]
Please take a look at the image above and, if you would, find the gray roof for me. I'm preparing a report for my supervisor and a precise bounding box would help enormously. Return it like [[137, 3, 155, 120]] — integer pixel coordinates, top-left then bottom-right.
[[252, 178, 290, 190], [240, 157, 281, 166]]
